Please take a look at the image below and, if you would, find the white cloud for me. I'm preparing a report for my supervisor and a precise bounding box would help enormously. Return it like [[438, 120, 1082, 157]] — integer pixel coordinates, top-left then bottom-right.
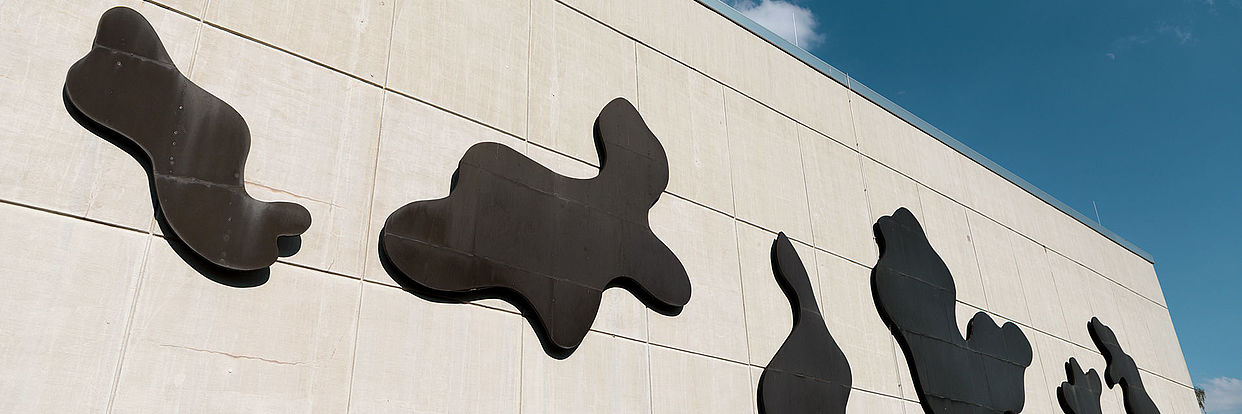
[[1107, 22, 1194, 60], [729, 0, 826, 49], [1204, 377, 1242, 414], [1158, 23, 1194, 44]]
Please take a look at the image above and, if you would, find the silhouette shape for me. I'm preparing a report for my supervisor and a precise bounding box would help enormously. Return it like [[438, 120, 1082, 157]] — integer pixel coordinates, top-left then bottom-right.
[[872, 208, 1033, 414], [757, 232, 851, 414], [380, 98, 690, 355], [64, 7, 311, 271], [1058, 358, 1104, 414], [1089, 317, 1161, 414]]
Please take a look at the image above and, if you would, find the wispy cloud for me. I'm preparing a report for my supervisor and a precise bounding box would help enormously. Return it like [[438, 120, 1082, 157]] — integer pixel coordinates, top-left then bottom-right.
[[1105, 22, 1195, 60], [1158, 23, 1194, 44], [1204, 377, 1242, 414], [729, 0, 826, 49]]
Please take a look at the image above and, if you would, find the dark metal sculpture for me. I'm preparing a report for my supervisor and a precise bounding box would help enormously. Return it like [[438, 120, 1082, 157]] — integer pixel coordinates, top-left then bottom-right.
[[1058, 357, 1105, 414], [380, 98, 690, 355], [757, 232, 851, 414], [64, 7, 311, 271], [872, 208, 1033, 414], [1089, 317, 1161, 414]]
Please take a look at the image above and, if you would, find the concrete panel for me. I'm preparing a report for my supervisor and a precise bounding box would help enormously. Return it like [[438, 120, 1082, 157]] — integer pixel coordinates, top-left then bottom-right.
[[0, 204, 147, 413], [648, 195, 748, 362], [858, 104, 971, 207], [528, 1, 637, 165], [845, 391, 905, 414], [1048, 251, 1098, 346], [1058, 224, 1108, 283], [650, 346, 752, 414], [111, 240, 358, 413], [1019, 319, 1058, 413], [388, 0, 530, 136], [1144, 302, 1192, 385], [1145, 372, 1193, 414], [1162, 381, 1201, 414], [560, 0, 690, 61], [725, 91, 813, 242], [861, 157, 923, 224], [1084, 272, 1128, 351], [736, 222, 820, 367], [363, 93, 524, 287], [592, 288, 650, 341], [800, 126, 874, 265], [0, 1, 196, 232], [768, 49, 854, 146], [155, 0, 208, 17], [909, 127, 972, 205], [636, 45, 734, 213], [967, 211, 1032, 323], [205, 0, 394, 82], [1041, 209, 1091, 281], [917, 186, 987, 308], [1126, 253, 1167, 307], [191, 27, 383, 278], [962, 156, 1021, 230], [749, 366, 763, 414], [1012, 237, 1071, 339], [815, 250, 903, 397], [349, 283, 522, 413], [520, 331, 650, 413], [1122, 283, 1157, 377], [851, 92, 905, 153], [1023, 194, 1068, 259], [680, 0, 773, 105]]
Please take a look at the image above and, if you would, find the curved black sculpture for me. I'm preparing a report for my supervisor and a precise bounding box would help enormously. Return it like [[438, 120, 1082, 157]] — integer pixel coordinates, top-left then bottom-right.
[[380, 98, 690, 355], [757, 233, 851, 414], [1058, 357, 1104, 414], [872, 208, 1033, 414], [1089, 317, 1161, 414], [64, 7, 311, 271]]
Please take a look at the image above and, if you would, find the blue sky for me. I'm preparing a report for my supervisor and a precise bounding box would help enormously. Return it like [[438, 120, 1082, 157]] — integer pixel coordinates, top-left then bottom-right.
[[728, 0, 1241, 411]]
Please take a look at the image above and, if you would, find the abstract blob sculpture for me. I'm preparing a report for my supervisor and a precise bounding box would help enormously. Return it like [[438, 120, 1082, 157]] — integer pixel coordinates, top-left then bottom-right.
[[757, 233, 851, 414], [380, 98, 690, 355], [64, 7, 311, 271], [872, 207, 1033, 414], [1089, 317, 1161, 414], [1059, 357, 1104, 414]]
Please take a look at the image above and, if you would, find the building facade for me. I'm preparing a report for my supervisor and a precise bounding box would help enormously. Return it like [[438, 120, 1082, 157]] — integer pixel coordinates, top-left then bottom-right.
[[0, 0, 1196, 412]]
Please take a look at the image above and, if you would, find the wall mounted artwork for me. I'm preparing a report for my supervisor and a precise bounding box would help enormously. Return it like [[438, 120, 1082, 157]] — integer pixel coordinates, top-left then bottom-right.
[[64, 7, 311, 271], [1059, 357, 1104, 414], [380, 98, 690, 355], [757, 232, 851, 414], [872, 207, 1033, 414], [1090, 317, 1162, 414]]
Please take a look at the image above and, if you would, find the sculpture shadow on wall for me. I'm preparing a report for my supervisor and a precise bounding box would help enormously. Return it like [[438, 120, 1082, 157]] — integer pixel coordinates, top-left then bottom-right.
[[380, 98, 690, 358], [1058, 357, 1104, 414], [63, 7, 310, 280], [756, 232, 851, 414], [1089, 317, 1161, 414], [871, 207, 1033, 414]]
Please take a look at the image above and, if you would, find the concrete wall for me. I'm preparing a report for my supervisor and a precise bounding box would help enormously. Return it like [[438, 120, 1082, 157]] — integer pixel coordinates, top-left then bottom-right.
[[0, 0, 1195, 412]]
